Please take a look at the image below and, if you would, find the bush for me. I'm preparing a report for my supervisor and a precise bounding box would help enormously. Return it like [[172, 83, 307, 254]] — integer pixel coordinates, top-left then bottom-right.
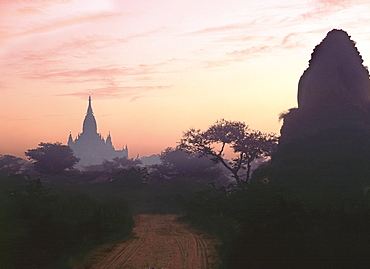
[[0, 178, 133, 269], [182, 181, 370, 269]]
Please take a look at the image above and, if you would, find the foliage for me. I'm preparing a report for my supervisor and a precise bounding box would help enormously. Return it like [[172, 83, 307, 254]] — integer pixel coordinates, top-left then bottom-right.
[[84, 157, 142, 172], [0, 154, 26, 176], [136, 179, 210, 214], [179, 119, 278, 187], [149, 147, 228, 185], [182, 180, 370, 269], [83, 157, 147, 188], [0, 177, 133, 269], [108, 166, 148, 189], [25, 142, 80, 175]]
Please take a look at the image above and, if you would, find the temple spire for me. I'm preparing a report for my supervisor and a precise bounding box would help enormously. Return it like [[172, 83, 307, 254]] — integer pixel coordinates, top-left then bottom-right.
[[87, 94, 94, 116], [106, 131, 112, 146], [67, 95, 129, 168], [82, 95, 97, 134], [68, 131, 74, 145]]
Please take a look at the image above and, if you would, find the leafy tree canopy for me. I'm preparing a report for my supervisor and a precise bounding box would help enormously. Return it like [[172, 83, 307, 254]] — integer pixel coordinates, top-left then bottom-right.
[[25, 142, 79, 175], [149, 147, 228, 184], [179, 119, 278, 187], [84, 157, 142, 173], [0, 154, 27, 176]]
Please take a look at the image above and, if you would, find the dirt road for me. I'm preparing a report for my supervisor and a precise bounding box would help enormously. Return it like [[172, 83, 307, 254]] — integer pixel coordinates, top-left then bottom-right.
[[79, 214, 220, 269]]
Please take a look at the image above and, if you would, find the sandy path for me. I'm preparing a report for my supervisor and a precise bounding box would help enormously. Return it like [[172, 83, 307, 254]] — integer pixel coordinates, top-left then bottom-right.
[[79, 214, 220, 269]]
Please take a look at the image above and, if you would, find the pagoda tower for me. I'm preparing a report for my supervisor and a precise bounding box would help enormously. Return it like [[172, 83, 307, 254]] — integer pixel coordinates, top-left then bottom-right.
[[68, 96, 128, 168]]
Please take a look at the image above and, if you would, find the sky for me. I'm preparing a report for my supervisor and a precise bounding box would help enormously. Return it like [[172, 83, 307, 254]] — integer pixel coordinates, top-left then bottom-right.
[[0, 0, 369, 158]]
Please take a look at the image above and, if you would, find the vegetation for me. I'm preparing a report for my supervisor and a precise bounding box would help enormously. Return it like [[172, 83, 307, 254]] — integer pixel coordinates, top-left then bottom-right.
[[0, 150, 211, 268], [149, 147, 229, 185], [3, 115, 370, 268], [0, 154, 27, 176], [179, 119, 278, 187], [181, 176, 370, 268], [84, 157, 143, 172], [0, 176, 133, 269], [25, 142, 80, 174]]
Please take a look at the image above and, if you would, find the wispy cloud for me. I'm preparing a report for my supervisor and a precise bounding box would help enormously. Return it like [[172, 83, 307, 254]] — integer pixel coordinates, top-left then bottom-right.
[[229, 45, 272, 57], [117, 28, 166, 42], [0, 113, 67, 122], [202, 31, 308, 69], [13, 12, 120, 38], [281, 32, 306, 49], [57, 85, 172, 100], [185, 23, 248, 36], [4, 26, 167, 82], [16, 6, 44, 15], [187, 0, 369, 71], [301, 0, 366, 19], [213, 35, 256, 44], [315, 0, 351, 7], [202, 44, 272, 69], [20, 63, 170, 84]]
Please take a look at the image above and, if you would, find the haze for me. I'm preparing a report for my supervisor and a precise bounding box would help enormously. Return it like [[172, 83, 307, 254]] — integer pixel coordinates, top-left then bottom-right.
[[1, 0, 369, 158]]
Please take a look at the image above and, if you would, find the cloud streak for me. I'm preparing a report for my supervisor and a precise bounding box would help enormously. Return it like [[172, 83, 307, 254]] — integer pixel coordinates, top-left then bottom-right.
[[301, 0, 368, 19], [185, 23, 248, 36], [186, 0, 370, 70], [201, 29, 314, 69], [57, 85, 172, 100], [13, 11, 121, 38], [20, 63, 172, 84], [4, 26, 168, 84]]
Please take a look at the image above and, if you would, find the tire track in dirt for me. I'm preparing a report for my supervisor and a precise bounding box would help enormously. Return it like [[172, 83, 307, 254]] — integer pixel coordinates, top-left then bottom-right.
[[173, 234, 187, 266], [174, 222, 211, 269], [102, 216, 150, 268], [78, 214, 219, 269], [195, 231, 210, 268]]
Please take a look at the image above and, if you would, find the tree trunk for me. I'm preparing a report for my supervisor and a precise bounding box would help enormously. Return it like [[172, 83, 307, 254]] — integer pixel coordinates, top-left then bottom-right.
[[232, 173, 241, 187], [246, 160, 252, 183]]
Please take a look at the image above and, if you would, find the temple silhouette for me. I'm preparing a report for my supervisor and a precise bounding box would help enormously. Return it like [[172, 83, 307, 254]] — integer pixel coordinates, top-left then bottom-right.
[[68, 96, 128, 169]]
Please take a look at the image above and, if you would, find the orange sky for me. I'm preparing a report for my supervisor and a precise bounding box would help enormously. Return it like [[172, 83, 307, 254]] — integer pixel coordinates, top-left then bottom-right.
[[0, 0, 369, 158]]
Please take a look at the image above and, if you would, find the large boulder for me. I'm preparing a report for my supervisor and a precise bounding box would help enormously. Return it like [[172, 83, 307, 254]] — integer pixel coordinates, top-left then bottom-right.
[[298, 29, 370, 111], [280, 29, 370, 143], [272, 29, 370, 191]]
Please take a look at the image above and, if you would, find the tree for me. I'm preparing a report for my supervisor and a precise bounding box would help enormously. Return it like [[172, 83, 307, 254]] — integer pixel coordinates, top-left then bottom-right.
[[179, 119, 278, 187], [83, 157, 145, 185], [0, 155, 26, 176], [149, 147, 227, 184], [103, 157, 142, 172], [25, 142, 79, 175], [84, 157, 142, 172]]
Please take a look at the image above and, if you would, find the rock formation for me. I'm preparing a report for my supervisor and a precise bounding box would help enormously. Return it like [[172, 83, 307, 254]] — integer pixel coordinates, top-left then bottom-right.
[[280, 29, 370, 144], [272, 29, 370, 189], [298, 29, 369, 111]]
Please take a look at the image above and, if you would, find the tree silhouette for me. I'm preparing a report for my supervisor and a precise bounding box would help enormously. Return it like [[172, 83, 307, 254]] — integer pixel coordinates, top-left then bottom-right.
[[179, 119, 278, 187], [149, 147, 226, 184], [25, 142, 79, 175], [85, 157, 142, 172], [0, 155, 26, 176]]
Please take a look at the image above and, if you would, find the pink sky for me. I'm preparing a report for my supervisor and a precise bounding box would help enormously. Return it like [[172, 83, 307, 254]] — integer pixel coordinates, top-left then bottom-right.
[[0, 0, 369, 158]]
